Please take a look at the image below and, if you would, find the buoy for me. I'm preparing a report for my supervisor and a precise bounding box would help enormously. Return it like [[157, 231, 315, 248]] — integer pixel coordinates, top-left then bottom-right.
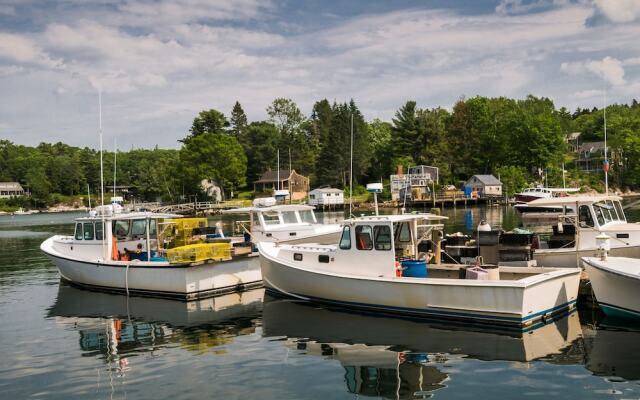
[[395, 261, 403, 277]]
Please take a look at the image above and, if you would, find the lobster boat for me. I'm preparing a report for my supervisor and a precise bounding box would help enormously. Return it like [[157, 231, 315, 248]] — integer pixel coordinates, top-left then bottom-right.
[[259, 213, 581, 328]]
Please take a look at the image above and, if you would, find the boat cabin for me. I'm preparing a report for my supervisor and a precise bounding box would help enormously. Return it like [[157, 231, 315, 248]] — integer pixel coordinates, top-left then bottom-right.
[[308, 214, 447, 278], [223, 204, 328, 242], [69, 211, 182, 262]]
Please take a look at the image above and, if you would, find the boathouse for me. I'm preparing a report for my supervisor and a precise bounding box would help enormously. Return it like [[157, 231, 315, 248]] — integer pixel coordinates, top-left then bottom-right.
[[0, 182, 25, 198], [254, 169, 310, 201], [465, 175, 502, 198], [308, 187, 344, 206], [390, 165, 439, 201]]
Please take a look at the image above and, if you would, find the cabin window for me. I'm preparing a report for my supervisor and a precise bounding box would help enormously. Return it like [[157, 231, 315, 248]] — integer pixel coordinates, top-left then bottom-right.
[[309, 194, 315, 199], [293, 253, 303, 261], [149, 220, 157, 236], [339, 226, 351, 250], [83, 222, 94, 240], [395, 222, 412, 243], [355, 225, 373, 250], [282, 211, 298, 224], [606, 200, 622, 221], [374, 225, 392, 251], [114, 220, 130, 239], [95, 222, 104, 240], [74, 223, 83, 240], [131, 220, 146, 238], [299, 210, 316, 224], [579, 206, 594, 228], [262, 212, 280, 226], [594, 205, 606, 226], [614, 201, 626, 222]]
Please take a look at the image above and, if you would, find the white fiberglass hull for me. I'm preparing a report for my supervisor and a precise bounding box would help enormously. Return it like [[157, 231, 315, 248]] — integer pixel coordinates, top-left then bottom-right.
[[534, 245, 640, 268], [259, 244, 580, 327], [582, 257, 640, 319], [41, 237, 262, 300]]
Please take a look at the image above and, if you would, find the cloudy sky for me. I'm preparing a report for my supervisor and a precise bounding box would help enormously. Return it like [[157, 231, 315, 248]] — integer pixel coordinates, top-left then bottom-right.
[[0, 0, 639, 149]]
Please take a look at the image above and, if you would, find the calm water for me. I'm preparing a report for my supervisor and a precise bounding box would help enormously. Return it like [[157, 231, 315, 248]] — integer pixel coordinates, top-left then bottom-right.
[[1, 206, 640, 399]]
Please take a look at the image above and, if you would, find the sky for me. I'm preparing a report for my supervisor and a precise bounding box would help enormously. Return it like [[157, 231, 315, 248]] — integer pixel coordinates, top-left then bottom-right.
[[0, 0, 639, 150]]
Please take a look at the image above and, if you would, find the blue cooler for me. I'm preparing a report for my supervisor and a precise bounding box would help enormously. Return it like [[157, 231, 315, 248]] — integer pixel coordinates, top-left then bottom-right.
[[401, 259, 428, 278]]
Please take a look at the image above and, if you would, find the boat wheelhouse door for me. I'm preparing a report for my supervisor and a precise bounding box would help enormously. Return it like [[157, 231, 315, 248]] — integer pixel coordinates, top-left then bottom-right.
[[337, 222, 396, 277]]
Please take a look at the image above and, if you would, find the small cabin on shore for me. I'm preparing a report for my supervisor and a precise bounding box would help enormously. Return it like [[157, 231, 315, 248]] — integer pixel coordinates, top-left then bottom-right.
[[254, 169, 310, 201], [308, 188, 344, 206], [0, 182, 25, 198], [465, 175, 502, 198]]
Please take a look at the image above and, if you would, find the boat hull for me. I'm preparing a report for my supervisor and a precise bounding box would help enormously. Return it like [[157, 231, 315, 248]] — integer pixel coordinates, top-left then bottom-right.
[[41, 237, 262, 300], [583, 257, 640, 320], [259, 249, 580, 328]]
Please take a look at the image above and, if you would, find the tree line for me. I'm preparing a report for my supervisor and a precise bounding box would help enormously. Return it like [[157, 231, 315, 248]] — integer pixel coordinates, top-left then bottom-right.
[[1, 96, 639, 207]]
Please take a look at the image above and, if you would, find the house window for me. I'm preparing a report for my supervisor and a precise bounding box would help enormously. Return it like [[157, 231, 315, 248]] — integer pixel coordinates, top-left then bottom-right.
[[355, 225, 373, 250], [339, 226, 351, 250]]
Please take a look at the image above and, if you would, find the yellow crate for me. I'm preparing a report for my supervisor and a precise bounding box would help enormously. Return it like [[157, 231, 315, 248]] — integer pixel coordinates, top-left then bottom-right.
[[166, 243, 232, 264]]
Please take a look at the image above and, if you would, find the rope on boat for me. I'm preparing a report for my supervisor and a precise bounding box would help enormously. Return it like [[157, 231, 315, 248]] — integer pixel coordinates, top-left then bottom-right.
[[125, 262, 130, 297]]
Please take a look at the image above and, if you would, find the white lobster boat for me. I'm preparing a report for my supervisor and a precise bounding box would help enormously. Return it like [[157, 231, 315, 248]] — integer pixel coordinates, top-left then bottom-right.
[[41, 206, 262, 300], [582, 256, 640, 320], [259, 214, 581, 327], [524, 195, 640, 268], [222, 204, 342, 244]]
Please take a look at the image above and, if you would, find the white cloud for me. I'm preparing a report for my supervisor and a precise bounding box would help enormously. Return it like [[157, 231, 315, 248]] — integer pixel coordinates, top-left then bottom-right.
[[561, 56, 626, 86], [594, 0, 640, 23], [0, 1, 639, 148], [570, 89, 603, 99]]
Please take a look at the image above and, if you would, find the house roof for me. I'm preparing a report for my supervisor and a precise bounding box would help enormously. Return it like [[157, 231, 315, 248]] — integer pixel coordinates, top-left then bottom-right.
[[567, 132, 582, 140], [255, 169, 295, 183], [0, 182, 24, 191], [310, 187, 343, 194], [577, 141, 606, 153], [469, 175, 502, 185]]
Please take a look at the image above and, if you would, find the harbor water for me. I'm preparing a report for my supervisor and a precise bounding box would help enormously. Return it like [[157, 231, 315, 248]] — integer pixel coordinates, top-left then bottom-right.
[[1, 206, 640, 399]]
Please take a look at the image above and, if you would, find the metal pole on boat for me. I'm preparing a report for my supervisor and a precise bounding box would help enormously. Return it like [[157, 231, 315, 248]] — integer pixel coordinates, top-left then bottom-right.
[[113, 137, 117, 195], [349, 113, 353, 217], [603, 89, 609, 196], [99, 90, 107, 260], [562, 162, 566, 189], [87, 184, 91, 209]]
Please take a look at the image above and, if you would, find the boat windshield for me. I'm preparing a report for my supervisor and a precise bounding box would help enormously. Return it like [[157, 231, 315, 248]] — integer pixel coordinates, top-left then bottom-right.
[[299, 210, 316, 224], [594, 201, 622, 224], [262, 212, 281, 226], [281, 211, 298, 224]]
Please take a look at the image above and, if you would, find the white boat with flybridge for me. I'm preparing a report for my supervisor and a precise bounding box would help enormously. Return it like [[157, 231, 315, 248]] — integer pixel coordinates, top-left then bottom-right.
[[514, 187, 580, 213], [582, 236, 640, 320], [520, 195, 640, 268], [40, 202, 262, 300], [259, 213, 581, 328], [222, 203, 342, 245]]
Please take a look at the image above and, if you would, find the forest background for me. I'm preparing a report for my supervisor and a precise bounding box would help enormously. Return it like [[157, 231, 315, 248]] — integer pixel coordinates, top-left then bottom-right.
[[2, 95, 640, 208]]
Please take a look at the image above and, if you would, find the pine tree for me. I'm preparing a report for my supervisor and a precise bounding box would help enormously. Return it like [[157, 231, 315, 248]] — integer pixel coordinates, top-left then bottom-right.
[[391, 101, 419, 162], [230, 101, 248, 140]]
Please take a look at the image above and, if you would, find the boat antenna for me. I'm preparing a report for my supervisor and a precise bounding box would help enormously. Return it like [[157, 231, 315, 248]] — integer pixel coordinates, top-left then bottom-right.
[[99, 90, 104, 210], [99, 90, 106, 260], [87, 184, 91, 209], [603, 88, 609, 195], [277, 149, 280, 191], [349, 113, 353, 217], [113, 137, 117, 196]]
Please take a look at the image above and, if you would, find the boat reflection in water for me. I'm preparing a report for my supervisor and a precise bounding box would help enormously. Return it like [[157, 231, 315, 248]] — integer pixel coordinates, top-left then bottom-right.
[[262, 296, 583, 399], [583, 316, 640, 381], [47, 284, 264, 368]]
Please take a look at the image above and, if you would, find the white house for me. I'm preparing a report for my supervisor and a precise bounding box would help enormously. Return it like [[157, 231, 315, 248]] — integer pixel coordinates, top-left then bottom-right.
[[465, 175, 503, 198], [390, 165, 439, 201], [0, 182, 25, 198], [308, 188, 344, 206]]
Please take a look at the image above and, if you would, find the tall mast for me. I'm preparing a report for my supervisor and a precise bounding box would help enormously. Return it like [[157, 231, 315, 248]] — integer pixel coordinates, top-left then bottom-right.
[[99, 90, 106, 260], [349, 113, 353, 217], [113, 137, 117, 195], [277, 149, 280, 191], [603, 89, 609, 195]]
